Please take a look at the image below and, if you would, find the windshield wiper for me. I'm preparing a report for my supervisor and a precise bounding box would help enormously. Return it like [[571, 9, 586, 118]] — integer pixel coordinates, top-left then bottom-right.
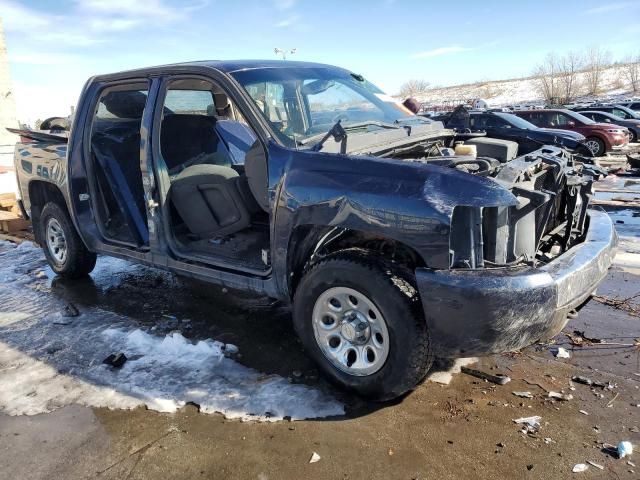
[[300, 120, 402, 152]]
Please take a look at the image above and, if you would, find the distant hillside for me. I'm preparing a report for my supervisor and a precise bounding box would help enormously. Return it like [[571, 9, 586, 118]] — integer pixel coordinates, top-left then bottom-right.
[[410, 63, 639, 108]]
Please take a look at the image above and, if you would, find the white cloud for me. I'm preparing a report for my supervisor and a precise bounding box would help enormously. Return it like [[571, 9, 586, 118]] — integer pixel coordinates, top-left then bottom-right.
[[583, 2, 636, 15], [275, 14, 301, 28], [411, 46, 473, 59]]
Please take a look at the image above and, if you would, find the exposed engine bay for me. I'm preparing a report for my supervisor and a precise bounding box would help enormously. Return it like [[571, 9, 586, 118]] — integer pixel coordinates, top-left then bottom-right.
[[381, 139, 604, 270]]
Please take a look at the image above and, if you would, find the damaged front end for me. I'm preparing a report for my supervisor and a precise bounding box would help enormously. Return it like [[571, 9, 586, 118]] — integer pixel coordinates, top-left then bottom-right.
[[449, 146, 597, 270], [407, 146, 617, 358]]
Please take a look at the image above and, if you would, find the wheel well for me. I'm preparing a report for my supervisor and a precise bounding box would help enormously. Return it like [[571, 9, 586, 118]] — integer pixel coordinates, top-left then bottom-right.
[[28, 181, 68, 244], [287, 225, 425, 297]]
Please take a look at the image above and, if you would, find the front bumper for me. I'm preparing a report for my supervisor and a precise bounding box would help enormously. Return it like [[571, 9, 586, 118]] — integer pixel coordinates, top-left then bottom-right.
[[415, 209, 618, 357]]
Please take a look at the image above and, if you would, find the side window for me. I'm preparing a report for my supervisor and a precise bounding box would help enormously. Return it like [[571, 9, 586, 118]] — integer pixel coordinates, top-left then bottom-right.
[[612, 108, 628, 119], [159, 78, 257, 174], [555, 113, 573, 126], [164, 89, 214, 115], [484, 116, 506, 128]]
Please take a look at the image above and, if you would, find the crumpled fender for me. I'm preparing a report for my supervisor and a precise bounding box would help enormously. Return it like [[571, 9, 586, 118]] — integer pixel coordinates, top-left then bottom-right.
[[272, 146, 517, 271]]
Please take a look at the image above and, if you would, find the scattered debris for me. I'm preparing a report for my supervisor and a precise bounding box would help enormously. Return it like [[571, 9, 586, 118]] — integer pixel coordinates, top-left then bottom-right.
[[593, 293, 640, 319], [554, 347, 571, 359], [544, 437, 555, 445], [579, 410, 589, 416], [586, 461, 604, 470], [618, 441, 633, 459], [572, 463, 588, 473], [61, 303, 80, 318], [512, 391, 533, 398], [565, 330, 602, 346], [309, 452, 321, 464], [513, 416, 541, 433], [606, 393, 619, 408], [461, 366, 511, 385], [629, 460, 637, 467], [571, 376, 611, 389], [103, 352, 128, 369], [548, 392, 573, 401]]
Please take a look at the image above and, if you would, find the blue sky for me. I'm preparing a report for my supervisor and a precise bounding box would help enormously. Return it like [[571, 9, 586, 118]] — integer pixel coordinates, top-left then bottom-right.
[[1, 0, 640, 122]]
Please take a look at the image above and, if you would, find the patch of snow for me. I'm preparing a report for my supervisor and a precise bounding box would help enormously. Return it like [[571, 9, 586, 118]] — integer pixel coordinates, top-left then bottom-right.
[[0, 241, 344, 421]]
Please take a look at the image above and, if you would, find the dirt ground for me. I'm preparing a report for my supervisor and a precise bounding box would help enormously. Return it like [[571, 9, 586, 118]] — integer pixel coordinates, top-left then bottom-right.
[[1, 157, 640, 479]]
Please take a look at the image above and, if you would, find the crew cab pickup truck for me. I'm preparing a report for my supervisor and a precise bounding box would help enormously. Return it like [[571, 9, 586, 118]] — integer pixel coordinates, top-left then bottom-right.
[[11, 61, 617, 400]]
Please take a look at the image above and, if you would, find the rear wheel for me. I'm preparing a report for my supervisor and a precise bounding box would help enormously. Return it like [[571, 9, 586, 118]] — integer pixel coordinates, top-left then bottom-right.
[[293, 250, 432, 400], [585, 137, 606, 156], [630, 130, 638, 144], [40, 202, 97, 278]]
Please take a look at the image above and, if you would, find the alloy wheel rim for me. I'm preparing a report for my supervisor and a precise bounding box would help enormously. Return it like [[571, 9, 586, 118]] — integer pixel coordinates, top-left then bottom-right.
[[585, 140, 600, 154], [46, 218, 67, 265], [312, 286, 390, 376]]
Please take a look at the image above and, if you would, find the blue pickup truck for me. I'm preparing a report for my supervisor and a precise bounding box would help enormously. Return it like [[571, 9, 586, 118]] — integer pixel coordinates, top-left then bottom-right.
[[10, 60, 617, 400]]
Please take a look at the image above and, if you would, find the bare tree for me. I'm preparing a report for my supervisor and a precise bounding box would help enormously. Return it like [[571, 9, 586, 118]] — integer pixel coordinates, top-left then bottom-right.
[[584, 46, 612, 95], [622, 54, 640, 92], [534, 53, 562, 104], [399, 79, 431, 98], [558, 51, 583, 102]]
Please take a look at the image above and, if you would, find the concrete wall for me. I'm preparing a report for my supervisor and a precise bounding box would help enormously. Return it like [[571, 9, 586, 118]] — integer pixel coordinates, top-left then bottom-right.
[[0, 18, 19, 169]]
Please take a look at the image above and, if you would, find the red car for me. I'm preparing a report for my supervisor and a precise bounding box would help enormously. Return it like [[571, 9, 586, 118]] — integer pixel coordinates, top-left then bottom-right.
[[514, 109, 629, 156]]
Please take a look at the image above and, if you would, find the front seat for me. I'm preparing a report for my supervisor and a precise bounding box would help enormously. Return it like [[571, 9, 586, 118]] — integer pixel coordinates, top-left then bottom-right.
[[170, 164, 253, 239]]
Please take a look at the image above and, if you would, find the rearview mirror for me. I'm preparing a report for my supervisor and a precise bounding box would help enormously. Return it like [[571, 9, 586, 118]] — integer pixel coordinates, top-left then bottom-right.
[[301, 80, 335, 96]]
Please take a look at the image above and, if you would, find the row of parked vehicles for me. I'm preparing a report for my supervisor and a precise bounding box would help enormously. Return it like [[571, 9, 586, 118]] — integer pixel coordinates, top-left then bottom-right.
[[426, 102, 639, 156]]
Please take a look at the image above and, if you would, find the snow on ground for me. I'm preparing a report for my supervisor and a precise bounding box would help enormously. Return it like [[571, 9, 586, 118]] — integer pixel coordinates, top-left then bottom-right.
[[412, 63, 639, 108], [0, 241, 344, 421]]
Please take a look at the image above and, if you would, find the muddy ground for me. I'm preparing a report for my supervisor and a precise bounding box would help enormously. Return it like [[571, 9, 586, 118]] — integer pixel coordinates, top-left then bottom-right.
[[1, 158, 640, 479]]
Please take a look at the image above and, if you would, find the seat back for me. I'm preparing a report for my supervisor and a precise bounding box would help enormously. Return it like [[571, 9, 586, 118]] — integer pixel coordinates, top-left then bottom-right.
[[160, 114, 225, 171]]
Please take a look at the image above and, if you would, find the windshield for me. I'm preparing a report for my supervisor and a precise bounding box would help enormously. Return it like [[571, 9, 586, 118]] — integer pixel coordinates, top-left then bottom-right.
[[231, 67, 418, 147], [494, 112, 538, 129], [564, 110, 595, 124]]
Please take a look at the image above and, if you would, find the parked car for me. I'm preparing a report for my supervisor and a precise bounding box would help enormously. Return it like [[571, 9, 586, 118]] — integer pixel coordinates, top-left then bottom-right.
[[622, 101, 640, 112], [578, 110, 640, 143], [514, 109, 629, 156], [10, 60, 617, 400], [574, 104, 640, 121], [467, 111, 593, 155]]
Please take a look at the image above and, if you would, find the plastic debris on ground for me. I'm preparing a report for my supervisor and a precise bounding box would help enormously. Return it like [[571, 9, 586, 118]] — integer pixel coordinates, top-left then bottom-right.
[[554, 347, 571, 359], [586, 461, 604, 470], [548, 391, 573, 401], [460, 366, 511, 385], [309, 452, 321, 464], [513, 416, 541, 434], [512, 391, 533, 398], [618, 441, 633, 458], [572, 463, 588, 473], [579, 410, 589, 415]]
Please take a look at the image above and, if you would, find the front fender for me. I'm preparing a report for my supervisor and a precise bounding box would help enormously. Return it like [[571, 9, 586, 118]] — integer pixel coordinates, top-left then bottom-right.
[[271, 146, 517, 295]]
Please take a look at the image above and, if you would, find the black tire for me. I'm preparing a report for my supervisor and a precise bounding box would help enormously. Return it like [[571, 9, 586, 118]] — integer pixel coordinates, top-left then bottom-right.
[[630, 130, 638, 144], [293, 250, 432, 401], [585, 136, 606, 156], [40, 202, 97, 278]]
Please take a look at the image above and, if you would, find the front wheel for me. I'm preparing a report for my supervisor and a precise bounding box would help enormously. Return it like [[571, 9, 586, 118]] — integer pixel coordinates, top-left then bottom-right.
[[293, 251, 432, 401], [585, 136, 606, 156], [40, 202, 97, 278]]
